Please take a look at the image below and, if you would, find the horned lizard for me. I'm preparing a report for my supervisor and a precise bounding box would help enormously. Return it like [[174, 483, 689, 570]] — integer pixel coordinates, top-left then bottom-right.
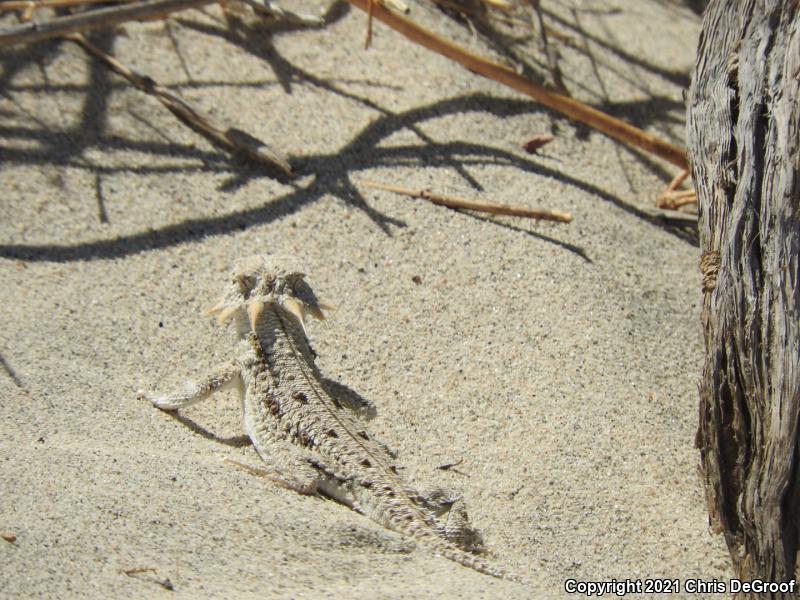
[[141, 255, 512, 580]]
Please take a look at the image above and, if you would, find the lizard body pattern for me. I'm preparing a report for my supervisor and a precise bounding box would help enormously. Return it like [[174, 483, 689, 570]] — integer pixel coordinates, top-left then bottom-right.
[[142, 255, 512, 580]]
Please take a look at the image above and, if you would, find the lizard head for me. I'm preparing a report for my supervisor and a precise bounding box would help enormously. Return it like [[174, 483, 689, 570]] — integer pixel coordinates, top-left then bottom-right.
[[207, 255, 328, 334]]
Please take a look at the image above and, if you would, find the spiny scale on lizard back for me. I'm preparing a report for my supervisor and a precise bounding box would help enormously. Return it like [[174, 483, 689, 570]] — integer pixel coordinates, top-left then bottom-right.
[[248, 301, 404, 476]]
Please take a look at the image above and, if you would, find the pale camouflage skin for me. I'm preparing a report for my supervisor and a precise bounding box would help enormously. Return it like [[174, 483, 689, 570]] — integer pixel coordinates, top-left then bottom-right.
[[144, 255, 511, 580]]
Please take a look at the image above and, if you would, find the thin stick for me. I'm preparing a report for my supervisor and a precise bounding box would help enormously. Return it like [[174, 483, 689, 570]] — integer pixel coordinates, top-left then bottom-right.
[[0, 0, 139, 12], [68, 33, 292, 174], [657, 189, 696, 210], [360, 179, 573, 222], [656, 167, 695, 209], [664, 167, 690, 194], [0, 0, 218, 48], [345, 0, 688, 170], [364, 0, 374, 49]]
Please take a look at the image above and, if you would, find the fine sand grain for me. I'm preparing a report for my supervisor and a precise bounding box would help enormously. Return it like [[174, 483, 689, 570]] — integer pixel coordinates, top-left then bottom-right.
[[1, 1, 731, 597]]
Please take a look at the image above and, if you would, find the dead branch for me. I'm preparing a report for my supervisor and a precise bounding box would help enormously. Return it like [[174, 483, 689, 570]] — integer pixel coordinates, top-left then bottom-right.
[[364, 0, 375, 48], [656, 189, 696, 210], [68, 33, 292, 174], [346, 0, 688, 170], [0, 0, 139, 11], [360, 179, 572, 222], [656, 167, 696, 209], [0, 0, 217, 48]]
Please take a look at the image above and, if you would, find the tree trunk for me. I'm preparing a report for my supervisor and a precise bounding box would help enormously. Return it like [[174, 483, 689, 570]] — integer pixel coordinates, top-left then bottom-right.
[[686, 1, 800, 597]]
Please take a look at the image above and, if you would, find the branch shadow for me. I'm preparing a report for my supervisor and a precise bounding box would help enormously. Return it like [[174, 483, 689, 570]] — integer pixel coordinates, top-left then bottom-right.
[[426, 0, 691, 184], [1, 89, 697, 262], [539, 5, 692, 89], [426, 0, 691, 97], [1, 9, 698, 262], [459, 210, 594, 262], [0, 352, 26, 390]]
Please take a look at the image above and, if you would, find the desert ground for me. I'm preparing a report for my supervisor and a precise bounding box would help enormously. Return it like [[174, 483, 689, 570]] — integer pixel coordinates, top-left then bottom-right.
[[1, 0, 732, 597]]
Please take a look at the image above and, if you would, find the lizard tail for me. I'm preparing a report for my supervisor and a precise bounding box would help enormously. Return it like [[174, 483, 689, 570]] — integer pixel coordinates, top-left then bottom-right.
[[440, 546, 520, 582]]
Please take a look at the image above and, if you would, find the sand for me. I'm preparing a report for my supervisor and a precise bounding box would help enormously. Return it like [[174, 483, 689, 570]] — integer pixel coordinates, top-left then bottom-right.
[[0, 1, 731, 597]]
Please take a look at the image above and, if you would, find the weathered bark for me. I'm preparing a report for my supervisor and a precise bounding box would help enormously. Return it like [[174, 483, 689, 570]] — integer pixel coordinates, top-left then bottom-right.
[[686, 1, 800, 597]]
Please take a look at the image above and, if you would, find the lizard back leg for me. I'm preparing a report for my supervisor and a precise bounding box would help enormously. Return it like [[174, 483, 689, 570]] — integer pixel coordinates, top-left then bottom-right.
[[224, 458, 318, 496]]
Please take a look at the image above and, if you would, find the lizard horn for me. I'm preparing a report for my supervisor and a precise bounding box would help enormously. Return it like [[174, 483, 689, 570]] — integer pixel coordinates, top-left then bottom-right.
[[247, 299, 265, 329], [216, 304, 239, 325], [207, 297, 226, 316], [282, 297, 308, 334], [305, 302, 330, 321]]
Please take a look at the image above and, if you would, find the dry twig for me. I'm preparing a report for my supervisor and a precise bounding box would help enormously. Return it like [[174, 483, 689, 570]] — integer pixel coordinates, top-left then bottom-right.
[[67, 32, 292, 174], [345, 0, 688, 170], [657, 189, 696, 210], [360, 179, 572, 222], [364, 0, 375, 48], [0, 0, 138, 11], [0, 0, 218, 48], [656, 168, 696, 210]]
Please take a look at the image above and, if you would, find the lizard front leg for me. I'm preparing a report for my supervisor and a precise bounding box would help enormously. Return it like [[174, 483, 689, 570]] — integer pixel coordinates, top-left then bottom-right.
[[139, 363, 242, 410]]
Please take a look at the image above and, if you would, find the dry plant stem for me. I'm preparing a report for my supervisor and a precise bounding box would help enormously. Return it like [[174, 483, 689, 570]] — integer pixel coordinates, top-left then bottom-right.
[[0, 0, 138, 12], [0, 0, 217, 48], [360, 179, 573, 222], [665, 168, 690, 193], [656, 167, 695, 209], [68, 33, 292, 174], [364, 0, 375, 49], [21, 4, 37, 20], [667, 191, 696, 208], [345, 0, 688, 170], [657, 190, 696, 210]]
